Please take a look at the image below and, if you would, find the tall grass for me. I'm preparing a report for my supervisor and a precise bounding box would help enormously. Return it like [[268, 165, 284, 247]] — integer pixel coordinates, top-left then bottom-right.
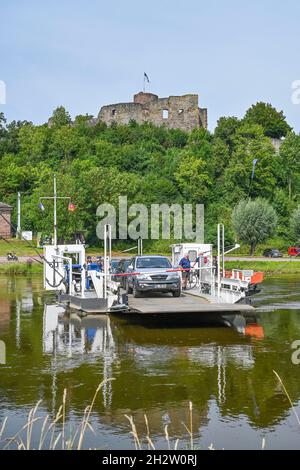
[[273, 370, 300, 426], [125, 402, 194, 451], [0, 262, 43, 275], [0, 379, 114, 450], [0, 383, 208, 450]]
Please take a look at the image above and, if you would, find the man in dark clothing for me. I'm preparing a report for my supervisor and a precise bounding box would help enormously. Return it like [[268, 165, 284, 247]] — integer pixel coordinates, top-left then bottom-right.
[[179, 254, 191, 290]]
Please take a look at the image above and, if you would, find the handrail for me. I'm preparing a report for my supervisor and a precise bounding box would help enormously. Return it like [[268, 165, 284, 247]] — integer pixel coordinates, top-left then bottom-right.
[[52, 254, 72, 294]]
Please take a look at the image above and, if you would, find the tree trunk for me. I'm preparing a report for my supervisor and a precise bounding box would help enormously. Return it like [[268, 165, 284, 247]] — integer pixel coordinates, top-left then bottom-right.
[[250, 243, 256, 257], [288, 177, 292, 201]]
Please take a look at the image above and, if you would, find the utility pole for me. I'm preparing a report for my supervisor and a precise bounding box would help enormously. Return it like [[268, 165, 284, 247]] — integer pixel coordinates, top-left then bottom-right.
[[138, 237, 143, 256], [17, 192, 21, 239], [40, 175, 71, 247], [54, 175, 57, 247]]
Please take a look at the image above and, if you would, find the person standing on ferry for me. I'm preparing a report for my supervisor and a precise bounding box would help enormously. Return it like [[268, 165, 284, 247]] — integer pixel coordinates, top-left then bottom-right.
[[179, 254, 191, 290]]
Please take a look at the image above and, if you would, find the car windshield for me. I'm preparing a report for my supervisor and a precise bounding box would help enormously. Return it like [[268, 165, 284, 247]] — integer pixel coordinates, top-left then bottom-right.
[[136, 258, 172, 269]]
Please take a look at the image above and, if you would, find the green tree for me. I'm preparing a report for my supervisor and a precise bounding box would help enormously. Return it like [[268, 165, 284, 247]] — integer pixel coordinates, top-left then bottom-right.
[[142, 173, 179, 204], [279, 132, 300, 200], [290, 206, 300, 242], [0, 103, 294, 248], [73, 114, 94, 128], [4, 120, 32, 154], [18, 124, 49, 163], [244, 102, 291, 139], [214, 116, 241, 151], [223, 123, 277, 203], [0, 113, 7, 157], [174, 151, 212, 203], [48, 126, 89, 164], [272, 188, 292, 238], [232, 198, 278, 255], [49, 106, 71, 128], [0, 112, 6, 136]]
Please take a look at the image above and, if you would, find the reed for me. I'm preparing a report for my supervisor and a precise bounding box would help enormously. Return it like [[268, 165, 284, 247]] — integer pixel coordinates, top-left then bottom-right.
[[126, 401, 195, 450], [1, 393, 198, 450], [0, 380, 113, 450], [273, 370, 300, 426]]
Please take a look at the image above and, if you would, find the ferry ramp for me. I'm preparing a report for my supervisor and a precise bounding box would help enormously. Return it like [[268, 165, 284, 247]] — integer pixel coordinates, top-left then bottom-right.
[[127, 293, 255, 315]]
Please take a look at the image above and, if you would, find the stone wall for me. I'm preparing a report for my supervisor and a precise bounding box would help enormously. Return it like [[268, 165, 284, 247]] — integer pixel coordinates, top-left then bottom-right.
[[0, 204, 12, 239], [97, 92, 207, 133]]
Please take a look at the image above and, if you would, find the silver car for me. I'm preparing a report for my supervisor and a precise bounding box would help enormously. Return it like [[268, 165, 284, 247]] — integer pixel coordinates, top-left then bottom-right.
[[126, 256, 181, 298]]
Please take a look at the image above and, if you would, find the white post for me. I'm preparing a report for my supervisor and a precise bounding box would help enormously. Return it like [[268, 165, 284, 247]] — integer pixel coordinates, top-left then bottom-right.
[[103, 224, 112, 300], [210, 255, 213, 295], [217, 225, 221, 298], [81, 265, 86, 298], [104, 225, 107, 299], [138, 237, 143, 256], [222, 224, 225, 278], [108, 224, 112, 261], [53, 175, 57, 247], [68, 259, 72, 295], [17, 192, 21, 239]]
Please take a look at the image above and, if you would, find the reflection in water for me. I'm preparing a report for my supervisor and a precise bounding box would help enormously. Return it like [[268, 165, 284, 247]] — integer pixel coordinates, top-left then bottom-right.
[[0, 277, 35, 334], [0, 275, 300, 449], [43, 306, 116, 410], [0, 298, 10, 333]]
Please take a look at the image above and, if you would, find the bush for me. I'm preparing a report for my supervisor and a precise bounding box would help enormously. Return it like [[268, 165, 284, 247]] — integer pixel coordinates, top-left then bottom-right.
[[232, 198, 278, 255]]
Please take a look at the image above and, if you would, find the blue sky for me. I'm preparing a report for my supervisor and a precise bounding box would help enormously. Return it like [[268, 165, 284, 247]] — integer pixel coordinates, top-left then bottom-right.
[[1, 0, 300, 131]]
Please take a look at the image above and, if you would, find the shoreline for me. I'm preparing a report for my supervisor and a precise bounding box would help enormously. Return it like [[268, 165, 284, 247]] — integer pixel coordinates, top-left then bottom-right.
[[1, 260, 300, 276]]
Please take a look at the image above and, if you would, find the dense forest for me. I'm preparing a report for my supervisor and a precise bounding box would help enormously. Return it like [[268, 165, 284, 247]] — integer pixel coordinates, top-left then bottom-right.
[[0, 101, 300, 252]]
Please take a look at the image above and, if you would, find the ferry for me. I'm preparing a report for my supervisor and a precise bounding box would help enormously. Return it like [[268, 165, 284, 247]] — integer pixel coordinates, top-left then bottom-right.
[[43, 224, 264, 316]]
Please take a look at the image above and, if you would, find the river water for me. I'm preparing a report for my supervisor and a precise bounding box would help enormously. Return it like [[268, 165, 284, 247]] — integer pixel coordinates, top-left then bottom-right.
[[0, 275, 300, 450]]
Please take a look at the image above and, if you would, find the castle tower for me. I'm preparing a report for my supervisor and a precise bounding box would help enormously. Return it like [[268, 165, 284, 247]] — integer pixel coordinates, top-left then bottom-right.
[[133, 92, 158, 105]]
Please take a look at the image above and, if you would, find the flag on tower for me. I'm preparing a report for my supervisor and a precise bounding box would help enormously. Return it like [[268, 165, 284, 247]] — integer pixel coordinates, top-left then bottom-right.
[[144, 72, 150, 83]]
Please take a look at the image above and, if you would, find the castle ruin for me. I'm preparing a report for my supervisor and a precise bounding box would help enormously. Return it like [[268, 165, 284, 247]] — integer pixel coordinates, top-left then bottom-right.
[[97, 92, 208, 132]]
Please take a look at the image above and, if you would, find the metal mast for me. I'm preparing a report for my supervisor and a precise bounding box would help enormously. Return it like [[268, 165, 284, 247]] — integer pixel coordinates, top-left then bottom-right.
[[40, 175, 71, 247]]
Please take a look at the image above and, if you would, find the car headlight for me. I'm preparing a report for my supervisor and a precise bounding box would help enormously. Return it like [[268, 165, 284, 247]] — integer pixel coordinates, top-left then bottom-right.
[[168, 274, 180, 280]]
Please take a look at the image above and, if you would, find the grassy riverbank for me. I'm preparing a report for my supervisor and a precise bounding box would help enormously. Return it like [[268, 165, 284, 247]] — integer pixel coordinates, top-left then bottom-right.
[[0, 239, 42, 257], [0, 262, 43, 275], [1, 237, 293, 259], [225, 261, 300, 275], [1, 239, 300, 276], [1, 260, 299, 276]]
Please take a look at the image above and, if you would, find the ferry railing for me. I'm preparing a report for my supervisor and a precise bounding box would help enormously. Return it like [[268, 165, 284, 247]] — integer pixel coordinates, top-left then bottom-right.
[[52, 254, 73, 295]]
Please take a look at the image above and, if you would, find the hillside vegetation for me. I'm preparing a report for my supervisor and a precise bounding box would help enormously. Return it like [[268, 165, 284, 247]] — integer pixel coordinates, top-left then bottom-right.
[[0, 102, 299, 252]]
